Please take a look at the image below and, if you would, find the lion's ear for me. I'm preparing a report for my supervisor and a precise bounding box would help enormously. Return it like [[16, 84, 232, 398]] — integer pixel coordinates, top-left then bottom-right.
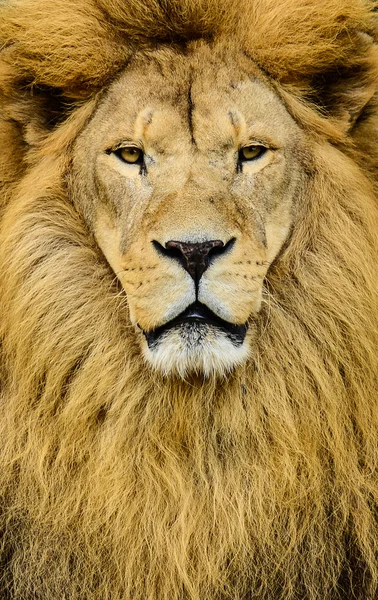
[[242, 1, 378, 136], [309, 34, 378, 131]]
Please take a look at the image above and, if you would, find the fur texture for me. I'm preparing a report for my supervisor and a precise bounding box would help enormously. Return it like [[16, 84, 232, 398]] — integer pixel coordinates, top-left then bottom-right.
[[0, 1, 378, 599]]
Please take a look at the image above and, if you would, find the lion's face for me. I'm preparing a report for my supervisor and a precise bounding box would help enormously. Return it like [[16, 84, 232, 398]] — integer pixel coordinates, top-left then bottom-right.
[[72, 44, 306, 377]]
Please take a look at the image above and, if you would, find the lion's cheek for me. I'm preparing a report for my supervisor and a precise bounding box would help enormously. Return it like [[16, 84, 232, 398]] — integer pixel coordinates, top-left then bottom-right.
[[265, 210, 292, 263], [198, 276, 262, 324], [120, 272, 195, 331]]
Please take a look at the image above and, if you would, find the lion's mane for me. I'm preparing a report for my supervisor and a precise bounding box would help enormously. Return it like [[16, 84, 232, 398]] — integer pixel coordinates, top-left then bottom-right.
[[0, 1, 378, 599]]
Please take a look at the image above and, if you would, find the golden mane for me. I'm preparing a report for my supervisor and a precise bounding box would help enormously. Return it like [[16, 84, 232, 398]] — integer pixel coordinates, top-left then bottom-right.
[[0, 1, 378, 599]]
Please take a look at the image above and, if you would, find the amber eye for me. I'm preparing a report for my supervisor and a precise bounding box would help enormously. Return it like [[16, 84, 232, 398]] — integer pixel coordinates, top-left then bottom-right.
[[239, 145, 267, 161], [116, 147, 143, 164]]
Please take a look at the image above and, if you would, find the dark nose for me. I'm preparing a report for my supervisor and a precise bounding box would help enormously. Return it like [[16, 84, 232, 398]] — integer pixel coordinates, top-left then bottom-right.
[[153, 238, 235, 283]]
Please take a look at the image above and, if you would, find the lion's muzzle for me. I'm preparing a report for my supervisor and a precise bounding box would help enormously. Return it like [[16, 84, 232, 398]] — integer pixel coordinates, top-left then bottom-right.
[[139, 236, 253, 377]]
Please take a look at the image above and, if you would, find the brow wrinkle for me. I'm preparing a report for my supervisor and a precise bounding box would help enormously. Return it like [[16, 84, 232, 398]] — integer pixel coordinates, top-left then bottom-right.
[[229, 110, 239, 129], [187, 74, 196, 146], [142, 110, 154, 137]]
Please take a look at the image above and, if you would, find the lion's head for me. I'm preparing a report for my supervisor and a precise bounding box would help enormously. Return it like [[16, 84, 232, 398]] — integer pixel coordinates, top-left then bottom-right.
[[71, 44, 306, 376], [0, 1, 378, 599]]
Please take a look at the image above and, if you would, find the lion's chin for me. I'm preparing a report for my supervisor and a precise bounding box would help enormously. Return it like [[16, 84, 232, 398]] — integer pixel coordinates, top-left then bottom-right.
[[142, 321, 251, 378]]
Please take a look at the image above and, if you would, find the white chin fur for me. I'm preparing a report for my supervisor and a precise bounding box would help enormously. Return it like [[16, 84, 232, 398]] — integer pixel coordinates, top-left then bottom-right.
[[142, 325, 250, 378]]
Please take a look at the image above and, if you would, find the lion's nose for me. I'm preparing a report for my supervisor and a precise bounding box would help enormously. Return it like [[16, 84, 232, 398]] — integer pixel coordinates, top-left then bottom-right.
[[153, 238, 235, 283]]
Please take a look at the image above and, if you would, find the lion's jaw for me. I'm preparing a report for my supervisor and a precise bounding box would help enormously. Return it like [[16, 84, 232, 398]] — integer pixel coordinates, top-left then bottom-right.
[[72, 44, 305, 377]]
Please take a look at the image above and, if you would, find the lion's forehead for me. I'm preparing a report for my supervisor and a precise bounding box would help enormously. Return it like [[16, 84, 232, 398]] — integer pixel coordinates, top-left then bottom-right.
[[89, 46, 300, 157]]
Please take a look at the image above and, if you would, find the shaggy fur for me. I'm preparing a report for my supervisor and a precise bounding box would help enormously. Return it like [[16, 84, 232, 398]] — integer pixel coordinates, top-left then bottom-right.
[[0, 0, 378, 599]]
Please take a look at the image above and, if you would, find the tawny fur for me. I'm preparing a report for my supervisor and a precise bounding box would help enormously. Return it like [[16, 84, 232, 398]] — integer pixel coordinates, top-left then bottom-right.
[[0, 1, 378, 599]]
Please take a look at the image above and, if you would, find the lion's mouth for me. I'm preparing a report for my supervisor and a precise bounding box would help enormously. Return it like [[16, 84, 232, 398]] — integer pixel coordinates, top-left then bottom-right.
[[143, 302, 248, 347]]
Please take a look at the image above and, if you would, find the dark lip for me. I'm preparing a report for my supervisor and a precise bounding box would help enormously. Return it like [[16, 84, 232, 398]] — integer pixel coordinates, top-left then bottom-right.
[[143, 302, 248, 347]]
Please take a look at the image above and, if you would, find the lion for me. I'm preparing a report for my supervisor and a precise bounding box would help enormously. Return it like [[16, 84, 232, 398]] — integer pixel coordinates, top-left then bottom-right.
[[0, 0, 377, 598]]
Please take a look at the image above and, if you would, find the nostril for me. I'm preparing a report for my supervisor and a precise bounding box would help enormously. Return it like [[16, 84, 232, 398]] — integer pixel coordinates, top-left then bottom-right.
[[152, 239, 188, 271], [152, 239, 177, 257], [208, 237, 235, 261]]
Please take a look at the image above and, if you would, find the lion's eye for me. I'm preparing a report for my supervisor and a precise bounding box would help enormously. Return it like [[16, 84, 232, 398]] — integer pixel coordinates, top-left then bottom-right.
[[116, 147, 143, 164], [239, 145, 267, 161]]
